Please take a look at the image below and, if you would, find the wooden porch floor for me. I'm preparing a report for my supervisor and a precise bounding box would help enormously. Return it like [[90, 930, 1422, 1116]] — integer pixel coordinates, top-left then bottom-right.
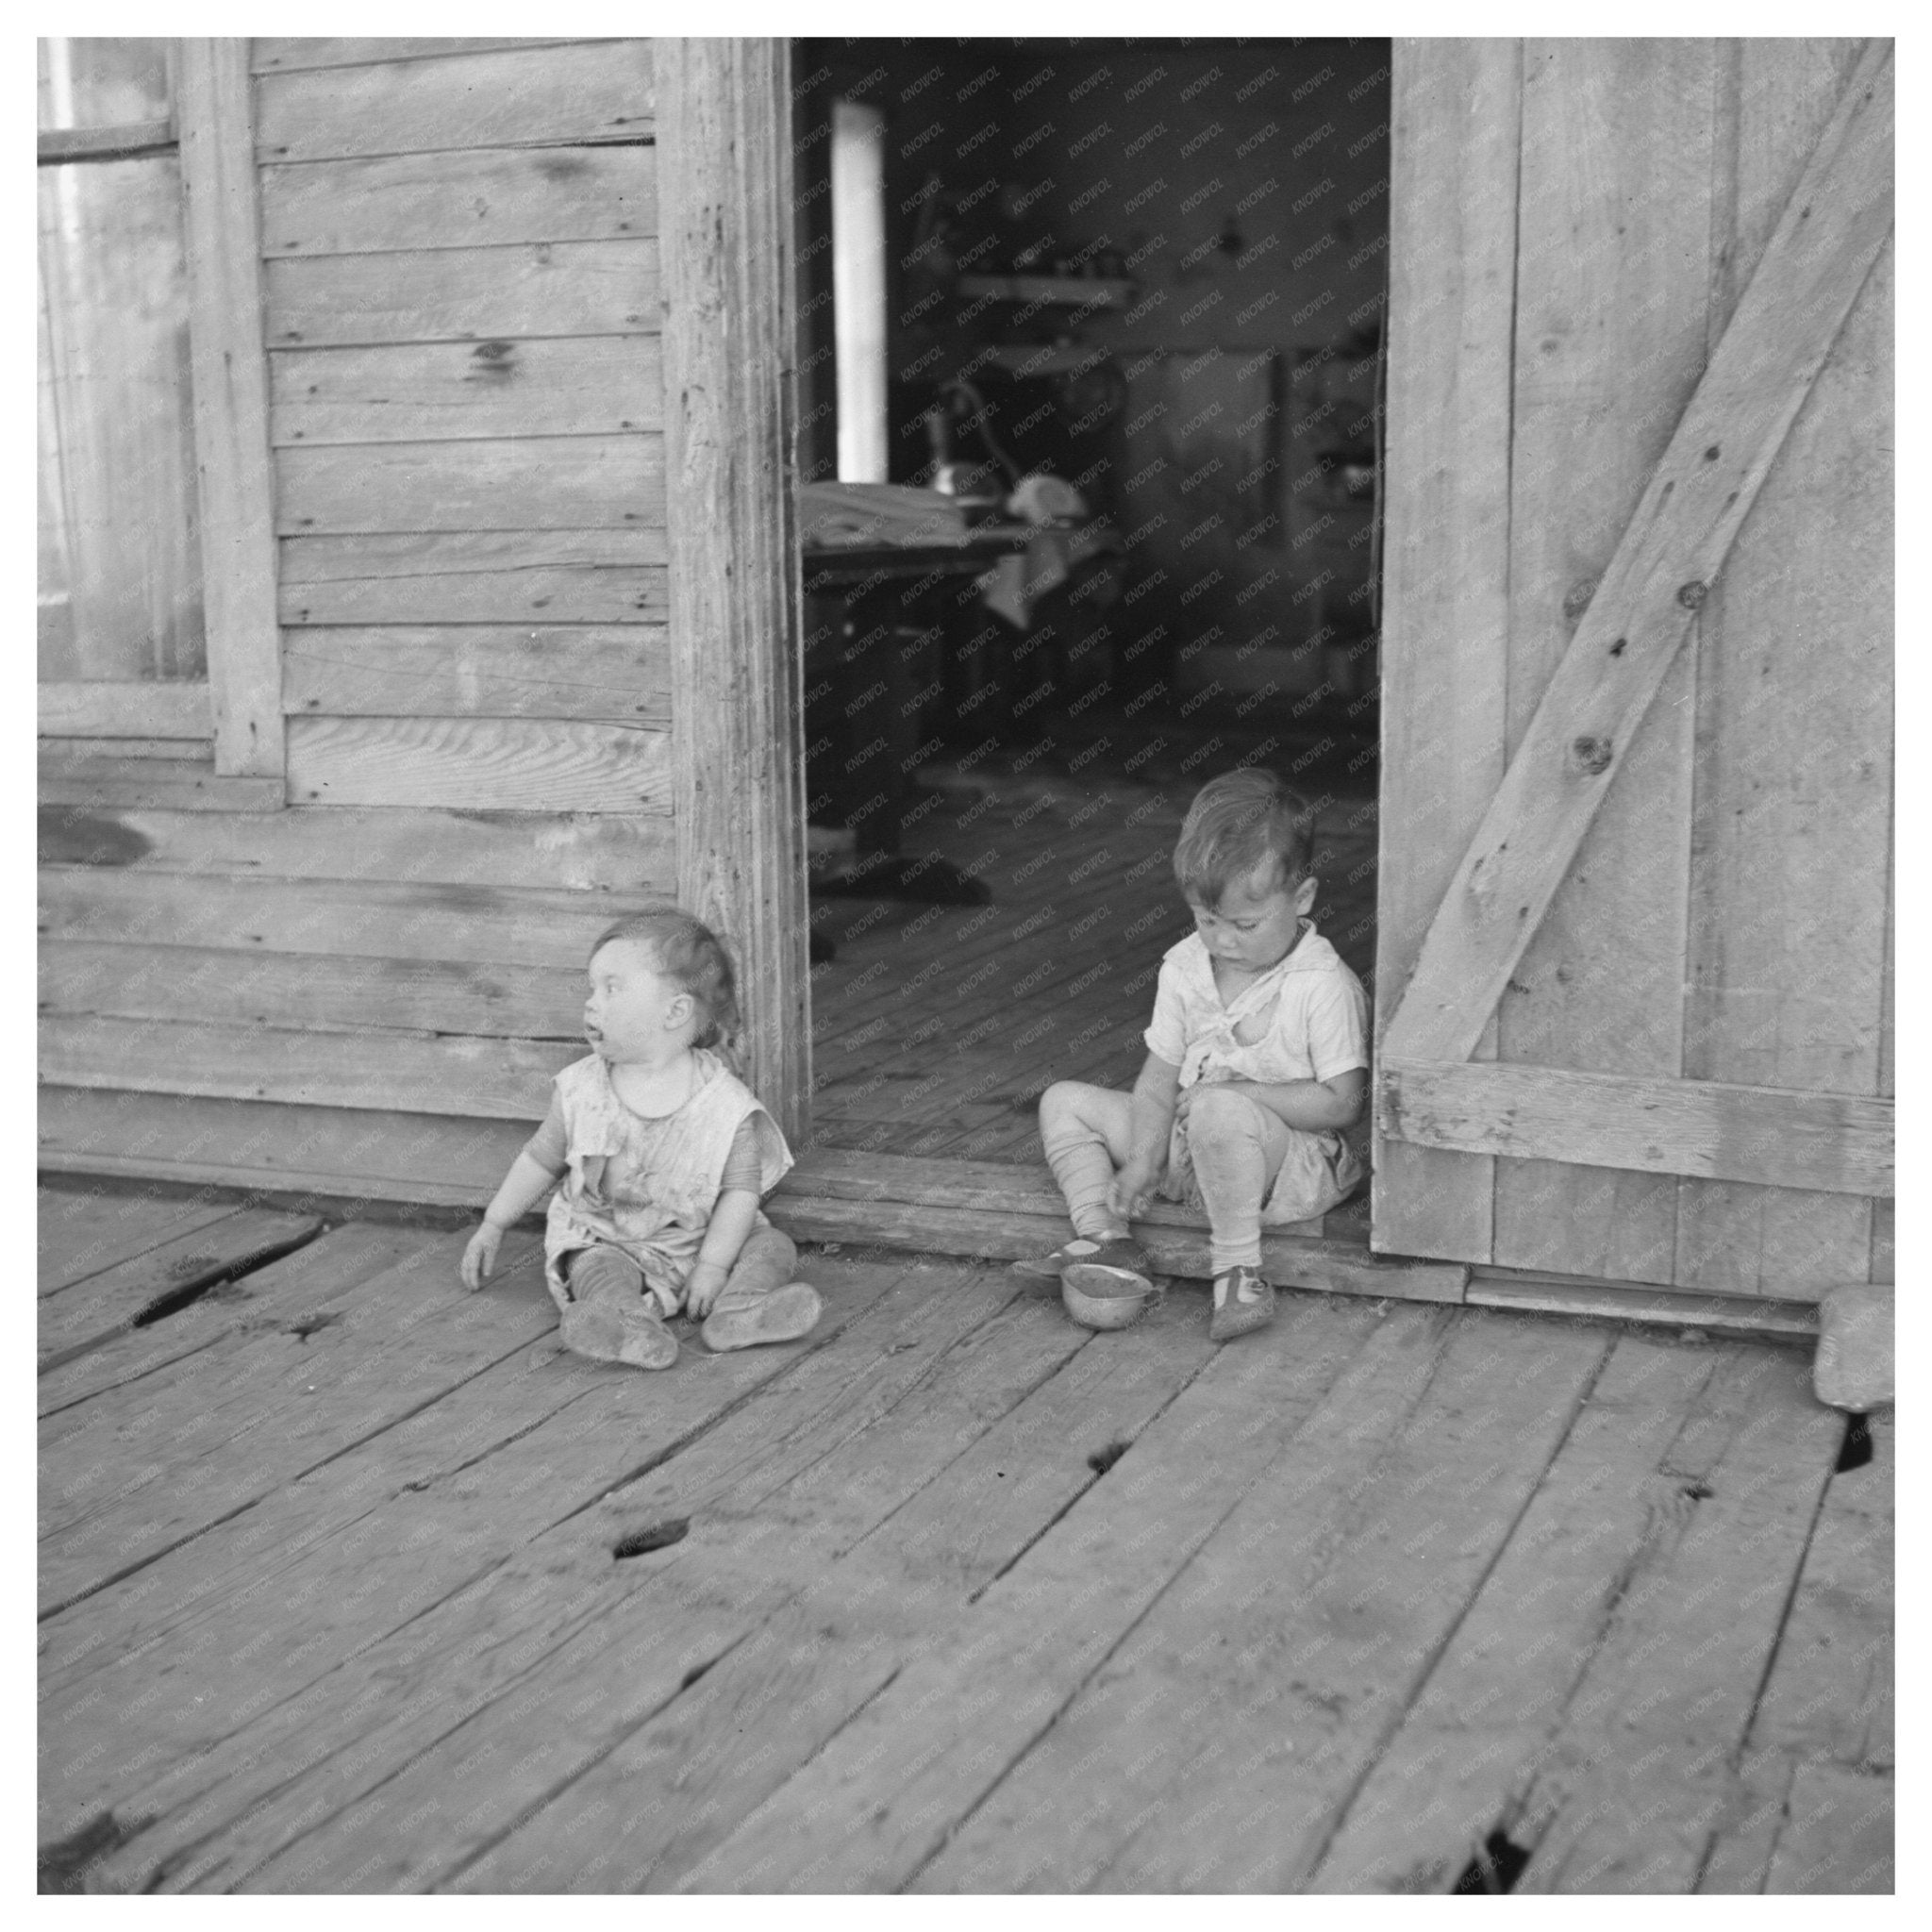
[[40, 1186, 1891, 1893]]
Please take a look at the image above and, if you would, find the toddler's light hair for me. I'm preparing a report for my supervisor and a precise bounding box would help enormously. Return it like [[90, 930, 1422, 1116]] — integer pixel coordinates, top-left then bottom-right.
[[591, 906, 744, 1072], [1173, 767, 1316, 907]]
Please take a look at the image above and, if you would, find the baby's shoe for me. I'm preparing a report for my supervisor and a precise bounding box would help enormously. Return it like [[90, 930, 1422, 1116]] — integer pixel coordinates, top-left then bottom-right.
[[1208, 1265, 1275, 1343], [702, 1281, 823, 1353], [560, 1296, 678, 1370]]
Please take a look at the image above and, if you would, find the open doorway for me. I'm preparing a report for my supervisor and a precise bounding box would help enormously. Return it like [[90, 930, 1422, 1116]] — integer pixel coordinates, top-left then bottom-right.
[[791, 40, 1388, 1208]]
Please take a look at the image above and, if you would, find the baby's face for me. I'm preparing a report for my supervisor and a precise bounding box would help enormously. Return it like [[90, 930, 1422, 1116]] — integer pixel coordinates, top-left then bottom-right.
[[1188, 857, 1315, 974], [583, 939, 691, 1062]]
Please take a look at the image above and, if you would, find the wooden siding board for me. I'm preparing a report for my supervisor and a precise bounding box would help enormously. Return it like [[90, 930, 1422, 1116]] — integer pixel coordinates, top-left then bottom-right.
[[1491, 39, 1720, 1280], [258, 145, 658, 257], [1373, 40, 1521, 1264], [38, 1088, 533, 1207], [40, 870, 646, 970], [278, 531, 667, 625], [36, 801, 675, 894], [270, 336, 664, 444], [252, 40, 611, 75], [39, 683, 211, 740], [264, 241, 660, 346], [39, 755, 284, 813], [285, 715, 670, 811], [1677, 40, 1890, 1295], [42, 1013, 567, 1121], [255, 41, 654, 163], [42, 941, 587, 1041], [280, 625, 670, 722], [275, 435, 665, 533]]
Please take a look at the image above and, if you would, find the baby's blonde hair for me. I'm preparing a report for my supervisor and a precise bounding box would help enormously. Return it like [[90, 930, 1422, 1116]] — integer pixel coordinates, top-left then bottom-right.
[[592, 907, 744, 1072]]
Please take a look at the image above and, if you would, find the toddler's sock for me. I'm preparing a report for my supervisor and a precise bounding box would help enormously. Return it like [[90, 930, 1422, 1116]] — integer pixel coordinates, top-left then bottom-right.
[[1041, 1116, 1129, 1239]]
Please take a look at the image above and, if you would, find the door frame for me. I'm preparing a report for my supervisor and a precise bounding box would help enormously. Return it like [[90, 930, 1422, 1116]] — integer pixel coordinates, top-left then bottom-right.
[[659, 38, 811, 1142]]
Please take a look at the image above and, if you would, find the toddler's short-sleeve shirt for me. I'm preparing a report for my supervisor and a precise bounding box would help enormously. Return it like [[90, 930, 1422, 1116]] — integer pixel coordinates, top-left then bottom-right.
[[1144, 921, 1369, 1091]]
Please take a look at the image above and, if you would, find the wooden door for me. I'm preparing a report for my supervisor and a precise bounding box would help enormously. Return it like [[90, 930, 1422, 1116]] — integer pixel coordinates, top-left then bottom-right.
[[1373, 39, 1892, 1301]]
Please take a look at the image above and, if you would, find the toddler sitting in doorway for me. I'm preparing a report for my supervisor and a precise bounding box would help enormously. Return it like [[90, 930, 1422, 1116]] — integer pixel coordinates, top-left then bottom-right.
[[1017, 767, 1367, 1340]]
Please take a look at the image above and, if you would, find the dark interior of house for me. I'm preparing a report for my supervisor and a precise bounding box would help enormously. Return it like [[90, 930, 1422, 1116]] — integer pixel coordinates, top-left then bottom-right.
[[791, 39, 1391, 1170]]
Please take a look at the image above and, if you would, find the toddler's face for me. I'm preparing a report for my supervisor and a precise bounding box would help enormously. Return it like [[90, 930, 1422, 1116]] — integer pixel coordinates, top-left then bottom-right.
[[1188, 857, 1315, 974], [583, 939, 691, 1062]]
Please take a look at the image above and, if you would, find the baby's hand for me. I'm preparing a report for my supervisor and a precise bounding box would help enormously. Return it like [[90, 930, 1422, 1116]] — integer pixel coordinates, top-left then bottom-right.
[[460, 1222, 503, 1291], [683, 1260, 728, 1319]]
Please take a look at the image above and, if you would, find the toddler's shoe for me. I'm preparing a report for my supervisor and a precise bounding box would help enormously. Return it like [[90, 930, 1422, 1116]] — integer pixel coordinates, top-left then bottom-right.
[[1010, 1238, 1107, 1285], [1057, 1235, 1155, 1298], [559, 1296, 679, 1370], [1208, 1265, 1275, 1343], [702, 1281, 823, 1353]]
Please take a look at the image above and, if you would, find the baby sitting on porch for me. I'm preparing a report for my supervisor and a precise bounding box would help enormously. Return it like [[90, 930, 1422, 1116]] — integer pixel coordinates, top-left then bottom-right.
[[1015, 767, 1368, 1340], [459, 908, 821, 1370]]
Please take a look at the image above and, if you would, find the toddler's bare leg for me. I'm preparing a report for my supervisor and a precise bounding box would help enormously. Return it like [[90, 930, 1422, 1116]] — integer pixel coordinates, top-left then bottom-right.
[[1039, 1081, 1139, 1238], [1183, 1087, 1293, 1275], [701, 1226, 821, 1353]]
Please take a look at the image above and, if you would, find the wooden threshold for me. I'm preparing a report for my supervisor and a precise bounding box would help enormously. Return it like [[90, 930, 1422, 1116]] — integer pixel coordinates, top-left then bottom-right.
[[768, 1150, 1830, 1337], [769, 1149, 1464, 1304]]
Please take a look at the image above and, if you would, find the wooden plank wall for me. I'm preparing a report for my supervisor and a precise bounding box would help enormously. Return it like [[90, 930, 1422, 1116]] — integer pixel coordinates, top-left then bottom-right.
[[41, 39, 675, 1204], [1377, 37, 1890, 1297]]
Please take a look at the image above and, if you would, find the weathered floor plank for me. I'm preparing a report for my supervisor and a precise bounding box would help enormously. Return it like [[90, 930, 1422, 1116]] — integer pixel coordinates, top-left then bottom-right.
[[914, 1308, 1611, 1893], [41, 1219, 1883, 1896], [38, 1208, 325, 1376], [1307, 1333, 1772, 1890], [75, 1255, 995, 1890], [441, 1286, 1228, 1891], [39, 1248, 924, 1863], [39, 1229, 547, 1617], [675, 1297, 1438, 1892], [1762, 1760, 1893, 1892], [247, 1274, 1125, 1891], [1508, 1347, 1846, 1893], [38, 1186, 244, 1296], [38, 1218, 432, 1416], [1698, 1407, 1892, 1894]]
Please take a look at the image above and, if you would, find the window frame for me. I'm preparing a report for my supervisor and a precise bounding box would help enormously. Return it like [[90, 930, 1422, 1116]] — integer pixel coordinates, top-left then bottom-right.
[[37, 39, 283, 784]]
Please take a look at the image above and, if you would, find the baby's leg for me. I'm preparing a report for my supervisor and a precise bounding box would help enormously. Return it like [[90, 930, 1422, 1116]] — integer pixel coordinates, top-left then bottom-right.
[[701, 1226, 822, 1353], [1182, 1086, 1293, 1275], [560, 1246, 678, 1370], [1039, 1080, 1138, 1238]]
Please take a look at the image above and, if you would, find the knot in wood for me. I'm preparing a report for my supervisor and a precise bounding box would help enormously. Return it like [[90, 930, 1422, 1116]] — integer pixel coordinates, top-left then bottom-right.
[[1571, 734, 1614, 776], [1561, 576, 1599, 624], [1676, 580, 1708, 609]]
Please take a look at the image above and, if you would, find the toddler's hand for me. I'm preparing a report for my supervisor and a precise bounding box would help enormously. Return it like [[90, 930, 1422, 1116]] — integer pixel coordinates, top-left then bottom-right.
[[1108, 1159, 1161, 1223], [460, 1222, 502, 1291], [683, 1260, 728, 1319]]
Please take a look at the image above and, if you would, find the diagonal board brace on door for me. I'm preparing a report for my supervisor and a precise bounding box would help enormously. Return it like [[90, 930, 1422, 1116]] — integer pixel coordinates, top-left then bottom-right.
[[1376, 41, 1893, 1191]]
